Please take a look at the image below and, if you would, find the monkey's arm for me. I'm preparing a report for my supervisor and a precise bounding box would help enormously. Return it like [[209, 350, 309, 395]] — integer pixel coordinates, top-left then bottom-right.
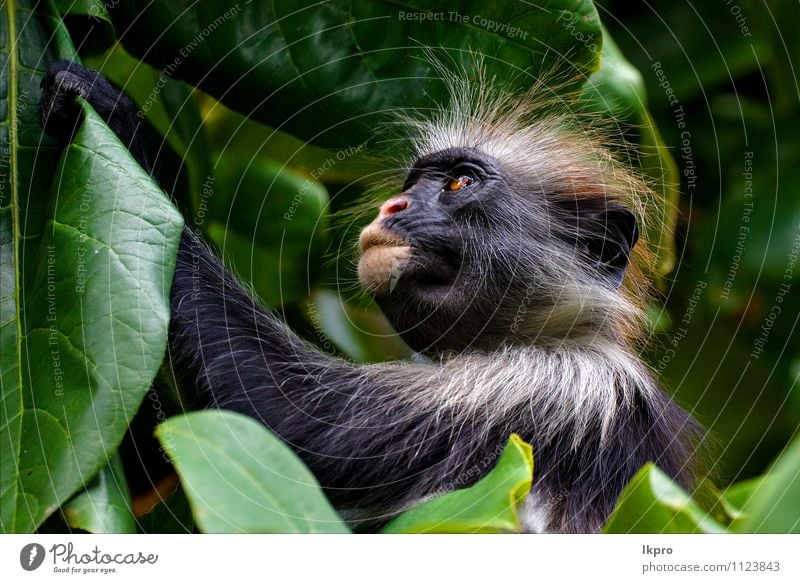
[[166, 227, 496, 512]]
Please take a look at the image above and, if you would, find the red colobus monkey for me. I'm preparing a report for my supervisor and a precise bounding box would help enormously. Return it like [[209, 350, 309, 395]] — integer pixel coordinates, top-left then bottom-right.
[[41, 60, 702, 533]]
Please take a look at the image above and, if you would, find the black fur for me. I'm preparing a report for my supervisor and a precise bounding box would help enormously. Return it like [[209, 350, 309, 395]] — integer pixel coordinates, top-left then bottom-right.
[[40, 60, 150, 168], [40, 61, 703, 533]]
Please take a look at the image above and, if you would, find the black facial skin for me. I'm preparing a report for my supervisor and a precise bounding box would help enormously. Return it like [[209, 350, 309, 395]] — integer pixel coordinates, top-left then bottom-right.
[[369, 147, 529, 354]]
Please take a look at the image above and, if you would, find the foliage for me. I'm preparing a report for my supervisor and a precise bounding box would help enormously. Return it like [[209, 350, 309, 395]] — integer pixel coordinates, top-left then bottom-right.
[[380, 435, 533, 534], [600, 0, 800, 485], [1, 0, 796, 534], [602, 464, 727, 534], [155, 411, 349, 533], [1, 0, 183, 533]]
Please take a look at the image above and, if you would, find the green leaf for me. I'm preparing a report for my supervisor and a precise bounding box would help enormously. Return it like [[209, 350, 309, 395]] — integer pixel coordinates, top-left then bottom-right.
[[304, 289, 412, 363], [735, 435, 800, 533], [381, 434, 533, 533], [722, 476, 770, 520], [108, 0, 602, 147], [155, 410, 349, 533], [62, 454, 136, 533], [1, 2, 183, 532], [53, 0, 111, 24], [602, 463, 727, 533], [205, 156, 329, 307]]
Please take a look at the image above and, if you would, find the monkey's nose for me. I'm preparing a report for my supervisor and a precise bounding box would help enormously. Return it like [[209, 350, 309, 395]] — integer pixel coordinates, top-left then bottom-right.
[[379, 196, 409, 219]]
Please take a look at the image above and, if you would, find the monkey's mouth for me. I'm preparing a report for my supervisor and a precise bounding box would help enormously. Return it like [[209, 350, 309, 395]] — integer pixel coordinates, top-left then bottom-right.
[[358, 224, 410, 255], [358, 224, 457, 297]]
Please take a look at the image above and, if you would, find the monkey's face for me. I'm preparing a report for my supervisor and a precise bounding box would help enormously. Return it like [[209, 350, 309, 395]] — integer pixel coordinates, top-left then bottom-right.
[[357, 145, 641, 355], [358, 147, 530, 354]]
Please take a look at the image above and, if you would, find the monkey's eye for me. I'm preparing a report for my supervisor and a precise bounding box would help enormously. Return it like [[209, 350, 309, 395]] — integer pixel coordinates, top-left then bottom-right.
[[445, 175, 474, 192]]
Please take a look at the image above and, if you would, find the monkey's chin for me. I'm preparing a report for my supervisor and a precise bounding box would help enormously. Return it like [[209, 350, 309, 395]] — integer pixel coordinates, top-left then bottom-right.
[[358, 224, 413, 296], [358, 245, 412, 297], [358, 224, 457, 298]]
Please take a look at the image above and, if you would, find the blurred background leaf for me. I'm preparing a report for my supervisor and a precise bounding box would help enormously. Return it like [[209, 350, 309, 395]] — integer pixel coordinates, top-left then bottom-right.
[[106, 0, 602, 147]]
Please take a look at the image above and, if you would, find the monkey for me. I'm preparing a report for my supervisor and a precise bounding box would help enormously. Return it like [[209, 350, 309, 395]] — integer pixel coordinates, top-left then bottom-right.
[[40, 59, 703, 533]]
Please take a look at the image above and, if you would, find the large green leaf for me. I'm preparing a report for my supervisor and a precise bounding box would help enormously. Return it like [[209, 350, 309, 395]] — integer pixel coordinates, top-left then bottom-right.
[[155, 410, 349, 533], [381, 434, 533, 533], [0, 1, 183, 532], [108, 0, 601, 148], [602, 464, 726, 534], [62, 454, 136, 533], [735, 435, 800, 533]]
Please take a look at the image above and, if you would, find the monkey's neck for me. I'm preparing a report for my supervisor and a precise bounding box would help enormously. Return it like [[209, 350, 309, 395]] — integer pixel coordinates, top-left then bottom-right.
[[408, 340, 656, 434], [507, 285, 643, 351]]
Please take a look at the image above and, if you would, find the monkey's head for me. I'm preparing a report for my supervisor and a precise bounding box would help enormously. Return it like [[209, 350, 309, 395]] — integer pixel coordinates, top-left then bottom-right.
[[358, 82, 650, 355]]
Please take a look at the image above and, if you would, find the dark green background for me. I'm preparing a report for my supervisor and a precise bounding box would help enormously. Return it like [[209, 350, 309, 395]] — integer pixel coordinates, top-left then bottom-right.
[[601, 0, 799, 483]]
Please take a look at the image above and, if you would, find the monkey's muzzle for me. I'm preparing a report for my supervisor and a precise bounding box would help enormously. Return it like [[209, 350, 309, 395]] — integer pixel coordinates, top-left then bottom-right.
[[358, 224, 412, 296]]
